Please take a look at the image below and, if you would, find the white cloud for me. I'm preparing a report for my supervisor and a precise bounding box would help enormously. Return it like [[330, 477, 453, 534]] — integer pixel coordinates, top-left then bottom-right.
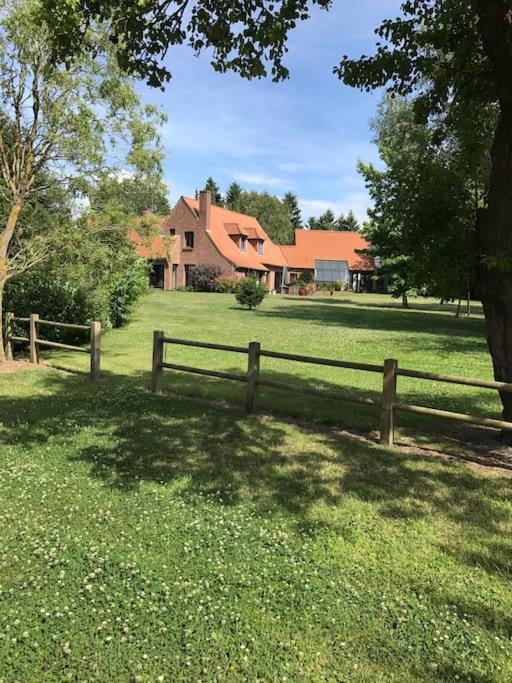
[[235, 172, 287, 188], [299, 191, 370, 225]]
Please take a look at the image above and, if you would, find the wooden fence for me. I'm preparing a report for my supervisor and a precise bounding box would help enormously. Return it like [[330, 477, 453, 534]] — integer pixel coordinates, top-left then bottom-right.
[[5, 313, 101, 379], [151, 331, 512, 445]]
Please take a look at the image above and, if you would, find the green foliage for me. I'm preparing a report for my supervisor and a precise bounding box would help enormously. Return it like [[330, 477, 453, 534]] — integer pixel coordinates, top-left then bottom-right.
[[297, 270, 314, 287], [203, 177, 224, 206], [238, 191, 293, 244], [360, 96, 481, 300], [283, 191, 302, 229], [308, 208, 360, 231], [339, 210, 360, 232], [42, 0, 332, 88], [224, 182, 243, 211], [189, 263, 223, 292], [4, 223, 148, 338], [235, 277, 267, 309], [88, 174, 170, 217], [213, 274, 241, 293]]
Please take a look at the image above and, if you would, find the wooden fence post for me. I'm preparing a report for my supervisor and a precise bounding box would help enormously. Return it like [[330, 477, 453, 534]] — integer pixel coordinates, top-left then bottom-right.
[[152, 330, 165, 393], [90, 321, 101, 379], [380, 358, 397, 445], [4, 312, 13, 361], [29, 313, 39, 364], [246, 341, 261, 413]]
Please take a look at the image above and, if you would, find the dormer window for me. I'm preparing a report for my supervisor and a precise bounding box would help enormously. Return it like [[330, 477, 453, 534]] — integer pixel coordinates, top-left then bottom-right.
[[240, 236, 247, 252], [257, 239, 264, 255]]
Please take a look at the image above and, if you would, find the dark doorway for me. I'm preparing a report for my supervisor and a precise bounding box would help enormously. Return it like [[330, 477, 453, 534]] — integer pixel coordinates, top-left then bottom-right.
[[274, 270, 283, 292], [149, 262, 165, 289], [172, 264, 178, 289]]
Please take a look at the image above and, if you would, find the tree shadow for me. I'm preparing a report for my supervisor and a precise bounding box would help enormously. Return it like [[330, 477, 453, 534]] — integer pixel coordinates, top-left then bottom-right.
[[1, 369, 510, 562]]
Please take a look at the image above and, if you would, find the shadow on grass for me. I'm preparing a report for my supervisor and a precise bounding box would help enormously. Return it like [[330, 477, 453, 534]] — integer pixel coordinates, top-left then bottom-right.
[[1, 369, 510, 571]]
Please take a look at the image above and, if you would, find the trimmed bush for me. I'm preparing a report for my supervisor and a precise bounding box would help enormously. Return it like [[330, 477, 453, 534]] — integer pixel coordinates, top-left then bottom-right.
[[189, 264, 223, 292], [235, 278, 267, 310], [213, 274, 241, 293]]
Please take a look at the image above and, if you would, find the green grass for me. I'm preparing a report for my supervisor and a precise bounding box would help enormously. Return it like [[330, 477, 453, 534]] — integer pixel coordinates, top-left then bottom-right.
[[1, 291, 511, 681]]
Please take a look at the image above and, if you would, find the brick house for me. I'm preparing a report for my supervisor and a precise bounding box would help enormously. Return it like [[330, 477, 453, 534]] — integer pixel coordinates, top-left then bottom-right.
[[132, 190, 376, 292]]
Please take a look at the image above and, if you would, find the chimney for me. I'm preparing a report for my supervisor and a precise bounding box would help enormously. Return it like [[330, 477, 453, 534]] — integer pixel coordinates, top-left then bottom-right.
[[199, 190, 211, 230]]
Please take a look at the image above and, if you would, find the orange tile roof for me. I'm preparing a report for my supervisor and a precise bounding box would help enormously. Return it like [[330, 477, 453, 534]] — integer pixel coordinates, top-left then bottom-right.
[[279, 229, 374, 271], [182, 197, 285, 270]]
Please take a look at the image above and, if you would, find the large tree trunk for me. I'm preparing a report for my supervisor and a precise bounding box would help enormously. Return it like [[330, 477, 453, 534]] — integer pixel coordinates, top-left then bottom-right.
[[0, 199, 23, 362], [475, 1, 512, 438]]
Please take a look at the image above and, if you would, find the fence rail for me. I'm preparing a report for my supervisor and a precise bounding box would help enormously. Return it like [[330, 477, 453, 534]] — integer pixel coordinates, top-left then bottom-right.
[[151, 331, 512, 445], [4, 312, 101, 379]]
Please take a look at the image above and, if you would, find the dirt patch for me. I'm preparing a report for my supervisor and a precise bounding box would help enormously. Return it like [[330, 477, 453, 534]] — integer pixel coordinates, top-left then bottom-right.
[[0, 359, 48, 374]]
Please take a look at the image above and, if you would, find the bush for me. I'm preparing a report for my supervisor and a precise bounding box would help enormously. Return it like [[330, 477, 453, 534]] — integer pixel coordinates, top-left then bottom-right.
[[235, 278, 267, 310], [189, 264, 223, 292], [213, 274, 241, 293], [334, 280, 344, 291], [4, 225, 148, 343], [297, 270, 314, 286]]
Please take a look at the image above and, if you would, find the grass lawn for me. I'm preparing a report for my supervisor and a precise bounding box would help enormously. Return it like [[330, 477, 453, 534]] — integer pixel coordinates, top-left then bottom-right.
[[1, 291, 511, 681]]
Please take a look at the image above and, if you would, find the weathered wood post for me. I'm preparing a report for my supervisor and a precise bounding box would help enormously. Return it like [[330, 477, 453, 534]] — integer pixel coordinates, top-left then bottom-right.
[[90, 321, 101, 379], [380, 358, 398, 446], [29, 313, 39, 364], [152, 330, 165, 393], [4, 312, 13, 361], [246, 341, 261, 413]]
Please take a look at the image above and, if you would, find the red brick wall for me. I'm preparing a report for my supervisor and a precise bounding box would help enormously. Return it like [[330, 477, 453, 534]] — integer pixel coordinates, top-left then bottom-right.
[[161, 199, 235, 288]]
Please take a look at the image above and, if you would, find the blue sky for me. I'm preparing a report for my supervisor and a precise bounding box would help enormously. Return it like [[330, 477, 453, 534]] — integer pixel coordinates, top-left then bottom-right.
[[138, 1, 402, 224]]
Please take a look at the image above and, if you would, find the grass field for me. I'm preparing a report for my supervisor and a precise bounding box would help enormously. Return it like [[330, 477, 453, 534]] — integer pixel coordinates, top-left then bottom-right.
[[1, 291, 511, 681]]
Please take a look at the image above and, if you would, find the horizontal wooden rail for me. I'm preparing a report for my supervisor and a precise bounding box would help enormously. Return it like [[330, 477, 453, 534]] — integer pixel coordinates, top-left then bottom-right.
[[163, 337, 248, 354], [162, 362, 246, 383], [38, 319, 90, 331], [4, 312, 100, 378], [152, 331, 512, 446], [35, 339, 89, 353], [394, 402, 512, 432], [397, 367, 512, 393], [259, 349, 383, 373], [257, 378, 379, 406]]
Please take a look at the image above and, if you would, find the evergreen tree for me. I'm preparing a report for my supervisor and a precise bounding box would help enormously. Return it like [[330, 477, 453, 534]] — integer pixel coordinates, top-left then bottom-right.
[[336, 210, 360, 232], [203, 177, 223, 206], [283, 191, 302, 229], [225, 181, 243, 211], [308, 209, 336, 230]]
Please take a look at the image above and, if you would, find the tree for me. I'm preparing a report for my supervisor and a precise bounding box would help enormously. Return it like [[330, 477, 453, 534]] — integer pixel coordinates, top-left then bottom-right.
[[189, 263, 223, 292], [235, 278, 266, 310], [283, 191, 302, 229], [337, 210, 360, 232], [203, 177, 224, 206], [43, 0, 331, 88], [0, 0, 164, 360], [88, 174, 170, 216], [337, 1, 512, 429], [225, 181, 243, 211], [238, 191, 293, 244], [360, 96, 480, 309], [308, 209, 336, 231]]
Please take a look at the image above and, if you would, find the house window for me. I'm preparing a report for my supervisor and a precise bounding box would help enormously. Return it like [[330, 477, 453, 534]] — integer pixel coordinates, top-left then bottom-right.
[[314, 260, 349, 283], [240, 236, 247, 252], [257, 239, 264, 255], [184, 231, 194, 249], [169, 228, 176, 236]]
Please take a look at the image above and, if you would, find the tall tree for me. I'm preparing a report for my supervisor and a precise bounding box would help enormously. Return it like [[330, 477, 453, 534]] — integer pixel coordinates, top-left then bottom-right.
[[88, 174, 170, 216], [203, 177, 223, 206], [337, 1, 512, 430], [308, 209, 336, 230], [337, 210, 360, 232], [225, 181, 243, 211], [238, 191, 293, 244], [0, 0, 164, 361], [283, 191, 302, 229]]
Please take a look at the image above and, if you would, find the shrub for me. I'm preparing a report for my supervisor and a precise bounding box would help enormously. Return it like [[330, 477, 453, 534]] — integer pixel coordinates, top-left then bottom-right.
[[235, 278, 267, 310], [334, 280, 344, 291], [297, 270, 314, 286], [213, 274, 241, 293], [189, 264, 223, 292]]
